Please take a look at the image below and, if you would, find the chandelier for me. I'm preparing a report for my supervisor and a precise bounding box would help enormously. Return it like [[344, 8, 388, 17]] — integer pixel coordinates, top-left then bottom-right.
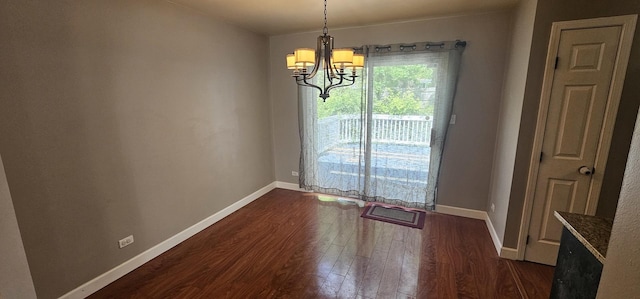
[[286, 0, 365, 101]]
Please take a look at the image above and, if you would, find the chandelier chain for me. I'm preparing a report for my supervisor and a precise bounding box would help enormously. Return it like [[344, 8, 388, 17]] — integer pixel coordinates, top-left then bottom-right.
[[322, 0, 328, 35]]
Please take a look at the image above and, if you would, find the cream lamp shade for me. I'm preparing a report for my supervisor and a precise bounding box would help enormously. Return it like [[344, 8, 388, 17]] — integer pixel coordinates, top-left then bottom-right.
[[286, 54, 297, 70], [351, 54, 365, 68], [294, 48, 316, 67]]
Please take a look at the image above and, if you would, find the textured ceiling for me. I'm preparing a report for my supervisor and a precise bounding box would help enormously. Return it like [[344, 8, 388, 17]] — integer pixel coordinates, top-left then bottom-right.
[[170, 0, 520, 35]]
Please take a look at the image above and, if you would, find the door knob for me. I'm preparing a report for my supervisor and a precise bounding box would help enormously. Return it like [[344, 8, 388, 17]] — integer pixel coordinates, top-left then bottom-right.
[[578, 166, 594, 175]]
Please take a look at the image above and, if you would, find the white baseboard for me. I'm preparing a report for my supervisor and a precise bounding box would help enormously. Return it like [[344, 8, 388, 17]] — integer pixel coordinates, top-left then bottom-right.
[[484, 215, 520, 260], [434, 205, 500, 255], [435, 204, 486, 220], [59, 182, 277, 299], [500, 246, 519, 260], [484, 215, 503, 256], [435, 205, 518, 260], [275, 181, 307, 191]]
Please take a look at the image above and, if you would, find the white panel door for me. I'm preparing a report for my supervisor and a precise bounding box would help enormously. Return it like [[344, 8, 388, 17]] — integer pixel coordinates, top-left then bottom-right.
[[524, 25, 622, 265]]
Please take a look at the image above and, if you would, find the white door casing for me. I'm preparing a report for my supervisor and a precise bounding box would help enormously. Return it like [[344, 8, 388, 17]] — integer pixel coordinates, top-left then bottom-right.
[[517, 15, 637, 264]]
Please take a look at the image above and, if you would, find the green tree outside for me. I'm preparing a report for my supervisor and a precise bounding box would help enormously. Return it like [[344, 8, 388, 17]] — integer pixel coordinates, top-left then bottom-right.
[[317, 64, 435, 119]]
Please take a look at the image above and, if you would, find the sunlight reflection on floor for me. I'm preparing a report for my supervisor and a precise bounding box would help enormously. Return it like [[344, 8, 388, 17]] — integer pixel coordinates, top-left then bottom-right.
[[315, 194, 366, 208]]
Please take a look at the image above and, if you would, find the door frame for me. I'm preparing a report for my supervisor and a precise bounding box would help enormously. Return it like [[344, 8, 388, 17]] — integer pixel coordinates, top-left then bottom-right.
[[516, 14, 637, 260]]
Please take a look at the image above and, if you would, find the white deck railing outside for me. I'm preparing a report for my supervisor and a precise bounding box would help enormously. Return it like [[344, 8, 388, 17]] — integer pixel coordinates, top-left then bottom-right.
[[317, 114, 432, 153]]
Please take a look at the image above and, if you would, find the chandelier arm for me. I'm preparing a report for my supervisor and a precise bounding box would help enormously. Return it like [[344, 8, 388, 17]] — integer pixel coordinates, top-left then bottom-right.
[[324, 75, 357, 94], [324, 74, 345, 92], [296, 75, 324, 95], [336, 73, 357, 86], [324, 61, 335, 85]]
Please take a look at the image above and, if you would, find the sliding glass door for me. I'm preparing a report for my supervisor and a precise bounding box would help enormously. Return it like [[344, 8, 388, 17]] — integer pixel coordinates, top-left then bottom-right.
[[299, 41, 465, 209], [363, 58, 436, 206]]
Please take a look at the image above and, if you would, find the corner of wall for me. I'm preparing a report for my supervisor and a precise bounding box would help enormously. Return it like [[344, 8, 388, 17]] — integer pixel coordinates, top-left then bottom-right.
[[489, 0, 539, 252], [59, 182, 278, 299], [484, 213, 504, 256], [274, 181, 305, 191], [0, 155, 37, 299], [500, 247, 519, 260], [434, 205, 518, 259], [484, 213, 520, 260]]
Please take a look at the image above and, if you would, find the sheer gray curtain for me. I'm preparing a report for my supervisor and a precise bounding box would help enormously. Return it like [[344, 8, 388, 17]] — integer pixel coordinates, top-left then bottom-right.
[[298, 69, 367, 198], [299, 40, 465, 210]]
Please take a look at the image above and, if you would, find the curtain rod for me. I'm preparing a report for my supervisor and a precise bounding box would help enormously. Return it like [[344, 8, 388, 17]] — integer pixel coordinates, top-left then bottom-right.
[[350, 40, 466, 54]]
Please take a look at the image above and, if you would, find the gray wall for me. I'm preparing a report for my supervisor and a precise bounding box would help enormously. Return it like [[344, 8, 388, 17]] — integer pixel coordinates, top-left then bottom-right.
[[597, 107, 640, 299], [487, 0, 538, 243], [503, 0, 640, 248], [0, 1, 273, 298], [0, 155, 37, 298], [269, 11, 511, 210]]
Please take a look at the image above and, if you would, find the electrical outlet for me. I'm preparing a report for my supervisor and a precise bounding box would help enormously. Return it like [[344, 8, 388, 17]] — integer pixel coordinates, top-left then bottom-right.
[[118, 235, 134, 249], [491, 203, 495, 213], [449, 114, 457, 125], [291, 171, 299, 177]]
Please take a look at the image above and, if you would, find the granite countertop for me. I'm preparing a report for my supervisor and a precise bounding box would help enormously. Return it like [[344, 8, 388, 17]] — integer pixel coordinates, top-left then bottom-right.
[[554, 211, 613, 264]]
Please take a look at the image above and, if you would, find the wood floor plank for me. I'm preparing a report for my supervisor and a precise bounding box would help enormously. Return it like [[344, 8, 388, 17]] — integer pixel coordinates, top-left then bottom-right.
[[416, 211, 438, 298], [357, 223, 395, 298], [508, 259, 555, 299], [337, 255, 370, 297], [354, 220, 379, 258], [376, 239, 405, 298], [331, 236, 358, 277], [319, 272, 347, 297], [434, 261, 458, 298], [397, 226, 421, 297], [88, 189, 554, 299]]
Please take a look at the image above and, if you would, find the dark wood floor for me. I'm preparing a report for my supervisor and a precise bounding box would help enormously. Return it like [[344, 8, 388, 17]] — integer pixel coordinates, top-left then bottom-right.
[[89, 188, 554, 299]]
